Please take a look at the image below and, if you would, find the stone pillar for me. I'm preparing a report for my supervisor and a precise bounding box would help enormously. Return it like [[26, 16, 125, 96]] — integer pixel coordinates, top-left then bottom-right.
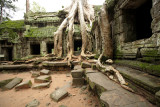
[[41, 41, 47, 56], [13, 44, 17, 60]]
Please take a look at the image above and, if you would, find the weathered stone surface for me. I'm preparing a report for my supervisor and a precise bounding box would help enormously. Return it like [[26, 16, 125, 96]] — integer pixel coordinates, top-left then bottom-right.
[[74, 65, 82, 70], [33, 82, 51, 89], [25, 99, 40, 107], [50, 88, 68, 102], [71, 69, 84, 78], [114, 64, 160, 94], [85, 71, 153, 107], [31, 72, 40, 78], [85, 68, 98, 74], [72, 78, 84, 86], [100, 90, 152, 107], [91, 64, 97, 70], [0, 78, 14, 88], [3, 78, 23, 90], [42, 61, 68, 67], [155, 90, 160, 106], [34, 75, 51, 83], [40, 69, 50, 75], [81, 62, 91, 68], [0, 65, 33, 70], [15, 80, 32, 89]]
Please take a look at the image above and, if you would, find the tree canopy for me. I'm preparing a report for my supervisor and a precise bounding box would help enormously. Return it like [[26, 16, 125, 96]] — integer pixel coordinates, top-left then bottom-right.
[[0, 0, 18, 23], [31, 1, 46, 13]]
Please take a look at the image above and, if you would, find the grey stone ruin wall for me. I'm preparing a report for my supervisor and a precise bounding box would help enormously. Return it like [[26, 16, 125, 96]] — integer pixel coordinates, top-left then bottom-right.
[[112, 0, 160, 62]]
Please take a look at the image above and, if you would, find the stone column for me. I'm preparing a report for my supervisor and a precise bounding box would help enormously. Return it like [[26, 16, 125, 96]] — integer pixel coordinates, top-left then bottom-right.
[[41, 41, 47, 56]]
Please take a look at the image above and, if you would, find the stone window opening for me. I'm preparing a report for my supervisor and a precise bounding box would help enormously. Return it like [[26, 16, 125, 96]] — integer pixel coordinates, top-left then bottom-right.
[[47, 43, 54, 54], [124, 0, 152, 42], [30, 44, 40, 55]]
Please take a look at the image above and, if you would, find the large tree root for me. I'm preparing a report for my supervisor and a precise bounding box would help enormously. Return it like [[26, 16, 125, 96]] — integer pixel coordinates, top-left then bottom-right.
[[96, 54, 134, 92]]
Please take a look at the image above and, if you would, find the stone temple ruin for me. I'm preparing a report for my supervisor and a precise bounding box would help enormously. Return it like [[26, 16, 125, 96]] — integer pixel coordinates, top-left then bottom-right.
[[0, 0, 160, 107]]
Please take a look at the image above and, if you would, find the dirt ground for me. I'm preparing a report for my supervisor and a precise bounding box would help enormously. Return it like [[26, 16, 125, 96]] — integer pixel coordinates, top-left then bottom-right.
[[0, 71, 100, 107]]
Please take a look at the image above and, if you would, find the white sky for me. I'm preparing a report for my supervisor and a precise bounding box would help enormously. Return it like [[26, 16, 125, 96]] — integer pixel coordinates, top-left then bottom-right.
[[12, 0, 105, 20]]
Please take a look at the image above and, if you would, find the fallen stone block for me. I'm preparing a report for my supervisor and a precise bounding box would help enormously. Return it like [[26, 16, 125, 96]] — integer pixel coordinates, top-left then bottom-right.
[[71, 69, 84, 78], [72, 78, 85, 86], [40, 69, 50, 75], [85, 68, 98, 74], [33, 82, 51, 89], [81, 62, 91, 68], [74, 65, 82, 70], [31, 72, 40, 78], [34, 75, 51, 83], [3, 78, 23, 90], [0, 78, 14, 88], [50, 88, 68, 102], [15, 80, 32, 89], [42, 61, 68, 67], [26, 99, 40, 107]]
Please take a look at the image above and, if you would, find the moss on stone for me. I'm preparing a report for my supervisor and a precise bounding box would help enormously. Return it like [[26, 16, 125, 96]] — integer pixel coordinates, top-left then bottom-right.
[[0, 20, 24, 29], [115, 60, 160, 76], [0, 78, 14, 88]]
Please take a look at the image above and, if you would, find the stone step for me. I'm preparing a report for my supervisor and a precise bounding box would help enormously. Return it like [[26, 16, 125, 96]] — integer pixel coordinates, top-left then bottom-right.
[[42, 61, 71, 71], [34, 75, 52, 83], [0, 65, 33, 71], [114, 64, 160, 104], [85, 70, 153, 107]]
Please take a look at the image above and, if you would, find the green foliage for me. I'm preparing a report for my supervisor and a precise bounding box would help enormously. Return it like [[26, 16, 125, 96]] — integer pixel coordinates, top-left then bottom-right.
[[0, 20, 24, 42], [31, 1, 46, 12], [25, 26, 57, 37]]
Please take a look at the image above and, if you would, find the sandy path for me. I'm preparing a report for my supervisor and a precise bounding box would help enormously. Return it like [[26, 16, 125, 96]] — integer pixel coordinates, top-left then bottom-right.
[[0, 71, 100, 107]]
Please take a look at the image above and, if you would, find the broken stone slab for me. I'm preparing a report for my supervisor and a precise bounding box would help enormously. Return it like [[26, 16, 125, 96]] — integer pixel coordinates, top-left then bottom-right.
[[0, 65, 33, 71], [71, 69, 84, 78], [25, 99, 40, 107], [74, 65, 82, 70], [50, 88, 68, 102], [72, 78, 85, 86], [0, 78, 14, 88], [31, 72, 40, 78], [34, 75, 51, 83], [32, 82, 51, 89], [15, 80, 32, 89], [155, 90, 160, 106], [40, 69, 50, 75], [81, 62, 91, 68], [3, 78, 23, 90], [42, 61, 68, 67]]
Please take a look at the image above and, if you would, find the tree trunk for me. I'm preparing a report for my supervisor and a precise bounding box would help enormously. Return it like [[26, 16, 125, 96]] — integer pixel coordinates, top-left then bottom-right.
[[54, 0, 94, 59], [0, 4, 2, 23], [26, 0, 30, 13]]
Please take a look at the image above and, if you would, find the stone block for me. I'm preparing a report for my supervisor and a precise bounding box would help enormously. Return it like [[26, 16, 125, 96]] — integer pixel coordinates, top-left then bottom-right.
[[81, 62, 91, 68], [31, 72, 40, 78], [72, 78, 85, 86], [50, 88, 68, 102], [3, 78, 23, 90], [40, 69, 50, 75], [34, 75, 51, 83], [26, 99, 40, 107], [0, 78, 14, 88], [74, 65, 82, 70], [155, 90, 160, 106], [33, 82, 51, 89], [71, 69, 84, 78], [15, 80, 32, 89], [91, 64, 97, 70]]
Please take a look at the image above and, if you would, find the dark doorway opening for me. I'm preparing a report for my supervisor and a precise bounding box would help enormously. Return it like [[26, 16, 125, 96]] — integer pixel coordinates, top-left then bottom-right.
[[47, 43, 54, 54], [135, 0, 152, 40], [7, 48, 13, 61], [74, 39, 82, 51], [30, 44, 40, 55]]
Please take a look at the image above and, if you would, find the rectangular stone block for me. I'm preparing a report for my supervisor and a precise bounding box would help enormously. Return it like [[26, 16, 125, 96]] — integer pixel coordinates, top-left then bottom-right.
[[34, 75, 51, 83], [81, 62, 91, 68], [71, 69, 84, 78], [72, 78, 85, 86], [4, 78, 23, 90]]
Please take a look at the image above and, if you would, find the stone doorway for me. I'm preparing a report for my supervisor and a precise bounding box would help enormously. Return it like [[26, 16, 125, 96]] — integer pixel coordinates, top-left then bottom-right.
[[74, 39, 82, 55], [47, 43, 54, 54], [30, 44, 40, 55]]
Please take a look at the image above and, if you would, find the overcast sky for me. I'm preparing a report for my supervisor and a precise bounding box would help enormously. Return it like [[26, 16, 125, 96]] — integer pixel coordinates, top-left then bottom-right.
[[12, 0, 105, 20]]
